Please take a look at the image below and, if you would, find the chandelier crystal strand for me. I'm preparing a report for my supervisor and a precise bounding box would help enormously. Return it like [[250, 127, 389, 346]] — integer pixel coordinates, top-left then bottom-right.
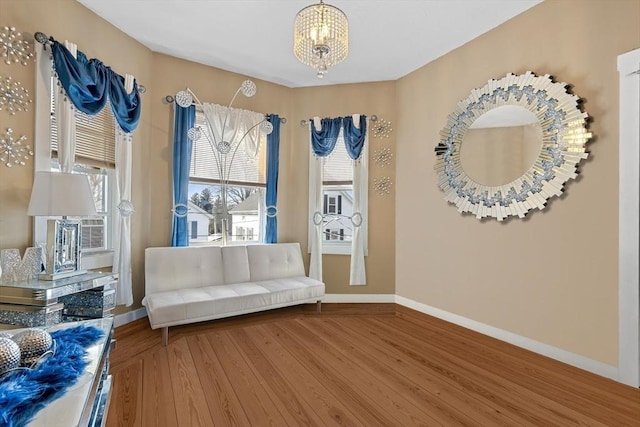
[[294, 1, 348, 78]]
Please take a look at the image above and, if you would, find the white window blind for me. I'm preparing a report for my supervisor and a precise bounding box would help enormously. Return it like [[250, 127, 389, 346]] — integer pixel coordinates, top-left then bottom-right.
[[50, 86, 116, 167], [323, 132, 353, 184], [190, 111, 266, 186]]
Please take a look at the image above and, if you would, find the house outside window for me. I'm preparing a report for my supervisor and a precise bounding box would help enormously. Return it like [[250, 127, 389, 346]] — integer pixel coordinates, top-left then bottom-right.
[[320, 137, 355, 254]]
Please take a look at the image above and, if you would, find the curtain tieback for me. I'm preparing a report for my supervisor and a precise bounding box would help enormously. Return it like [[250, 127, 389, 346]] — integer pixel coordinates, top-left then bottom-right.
[[266, 205, 278, 218], [172, 203, 189, 218], [351, 212, 363, 227]]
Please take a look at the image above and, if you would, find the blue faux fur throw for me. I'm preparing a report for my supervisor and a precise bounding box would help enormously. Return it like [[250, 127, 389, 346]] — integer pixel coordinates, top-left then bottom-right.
[[0, 325, 104, 427]]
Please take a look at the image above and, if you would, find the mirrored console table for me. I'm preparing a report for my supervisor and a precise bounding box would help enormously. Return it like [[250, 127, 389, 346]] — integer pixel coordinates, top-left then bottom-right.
[[8, 317, 115, 427], [0, 271, 117, 328]]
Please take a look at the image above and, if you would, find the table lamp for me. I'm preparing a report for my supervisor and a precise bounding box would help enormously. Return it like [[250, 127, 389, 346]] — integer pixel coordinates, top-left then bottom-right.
[[27, 171, 97, 280]]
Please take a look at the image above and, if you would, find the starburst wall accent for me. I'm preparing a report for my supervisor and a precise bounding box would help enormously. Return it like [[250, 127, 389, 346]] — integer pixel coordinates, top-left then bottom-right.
[[371, 118, 392, 139], [0, 26, 34, 66], [373, 177, 392, 195], [0, 76, 32, 115], [0, 128, 32, 167], [373, 147, 393, 167]]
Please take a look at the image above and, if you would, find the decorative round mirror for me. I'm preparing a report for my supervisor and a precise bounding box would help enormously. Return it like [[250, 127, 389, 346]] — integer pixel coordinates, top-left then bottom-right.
[[434, 72, 592, 220]]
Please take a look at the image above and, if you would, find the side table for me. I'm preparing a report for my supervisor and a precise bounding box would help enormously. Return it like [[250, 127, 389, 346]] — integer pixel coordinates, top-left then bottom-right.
[[0, 271, 117, 328]]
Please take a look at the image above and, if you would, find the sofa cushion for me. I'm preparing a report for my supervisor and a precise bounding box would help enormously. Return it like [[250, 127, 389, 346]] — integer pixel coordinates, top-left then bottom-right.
[[221, 245, 251, 284], [144, 276, 324, 328], [145, 246, 225, 294], [246, 242, 306, 281]]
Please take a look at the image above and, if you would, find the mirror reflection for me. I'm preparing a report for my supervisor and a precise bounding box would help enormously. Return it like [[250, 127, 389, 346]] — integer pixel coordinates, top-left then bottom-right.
[[460, 106, 542, 187]]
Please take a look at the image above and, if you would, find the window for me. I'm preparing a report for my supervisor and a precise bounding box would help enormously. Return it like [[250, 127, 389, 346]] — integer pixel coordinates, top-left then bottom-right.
[[188, 110, 267, 246], [320, 136, 354, 253], [50, 81, 117, 258], [33, 65, 119, 269], [50, 161, 113, 254]]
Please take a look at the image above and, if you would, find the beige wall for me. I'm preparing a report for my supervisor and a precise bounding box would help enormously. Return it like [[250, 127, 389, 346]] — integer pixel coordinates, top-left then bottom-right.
[[396, 0, 640, 366]]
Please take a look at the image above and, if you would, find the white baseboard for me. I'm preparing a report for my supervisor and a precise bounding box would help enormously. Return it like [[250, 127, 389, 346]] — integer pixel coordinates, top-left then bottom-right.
[[114, 307, 147, 328], [324, 294, 396, 303], [395, 295, 619, 381]]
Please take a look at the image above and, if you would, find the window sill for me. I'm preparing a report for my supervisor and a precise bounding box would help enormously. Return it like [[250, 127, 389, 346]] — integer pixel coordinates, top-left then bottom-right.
[[322, 244, 352, 255], [82, 251, 114, 270]]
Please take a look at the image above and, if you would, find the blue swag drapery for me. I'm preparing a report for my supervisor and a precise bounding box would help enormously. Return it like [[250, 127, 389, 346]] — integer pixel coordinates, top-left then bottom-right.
[[310, 117, 342, 157], [342, 115, 367, 160], [171, 105, 195, 246], [50, 38, 141, 133], [265, 114, 281, 243], [310, 116, 367, 160]]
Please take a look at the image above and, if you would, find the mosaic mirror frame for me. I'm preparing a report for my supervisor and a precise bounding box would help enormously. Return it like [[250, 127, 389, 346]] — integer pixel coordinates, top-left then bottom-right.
[[434, 71, 592, 221]]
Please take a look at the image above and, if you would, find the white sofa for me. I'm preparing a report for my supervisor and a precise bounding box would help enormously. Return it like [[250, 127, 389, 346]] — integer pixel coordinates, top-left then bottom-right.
[[143, 242, 325, 345]]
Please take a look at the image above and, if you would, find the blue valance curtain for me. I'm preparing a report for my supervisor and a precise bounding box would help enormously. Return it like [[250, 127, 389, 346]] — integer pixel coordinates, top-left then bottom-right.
[[342, 115, 367, 160], [171, 105, 195, 246], [310, 116, 367, 159], [310, 117, 342, 157], [265, 114, 280, 243], [50, 38, 141, 133]]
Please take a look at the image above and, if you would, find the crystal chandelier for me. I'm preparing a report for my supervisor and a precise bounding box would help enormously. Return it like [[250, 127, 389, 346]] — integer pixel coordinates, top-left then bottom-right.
[[293, 0, 348, 78]]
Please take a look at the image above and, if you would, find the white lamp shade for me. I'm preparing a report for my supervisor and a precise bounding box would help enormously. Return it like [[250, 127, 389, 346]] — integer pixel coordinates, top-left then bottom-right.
[[27, 171, 98, 217]]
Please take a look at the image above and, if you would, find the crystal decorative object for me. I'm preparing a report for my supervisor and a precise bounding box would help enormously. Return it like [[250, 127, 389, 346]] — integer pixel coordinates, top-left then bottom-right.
[[0, 128, 32, 167], [12, 328, 53, 367], [0, 337, 21, 375], [0, 249, 21, 282], [0, 75, 32, 115], [217, 140, 232, 154], [240, 80, 257, 97], [260, 120, 274, 135], [117, 199, 135, 217], [0, 26, 34, 65], [187, 126, 202, 141], [294, 1, 349, 78], [174, 90, 193, 108]]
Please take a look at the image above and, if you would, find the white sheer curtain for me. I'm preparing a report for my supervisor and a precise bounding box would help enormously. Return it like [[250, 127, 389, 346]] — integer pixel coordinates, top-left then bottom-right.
[[349, 115, 368, 285], [113, 74, 135, 306], [307, 116, 325, 280], [55, 41, 77, 173], [202, 103, 264, 158]]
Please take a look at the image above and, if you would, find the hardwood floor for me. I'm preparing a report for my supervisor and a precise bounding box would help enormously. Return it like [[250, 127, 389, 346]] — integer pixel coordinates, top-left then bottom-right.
[[106, 304, 639, 426]]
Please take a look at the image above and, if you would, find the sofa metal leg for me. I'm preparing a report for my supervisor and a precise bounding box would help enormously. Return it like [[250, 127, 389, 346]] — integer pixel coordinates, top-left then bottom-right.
[[161, 327, 168, 346], [316, 300, 322, 313]]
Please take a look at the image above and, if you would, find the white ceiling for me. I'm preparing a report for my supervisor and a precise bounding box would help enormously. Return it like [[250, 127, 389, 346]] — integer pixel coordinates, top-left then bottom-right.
[[76, 0, 542, 88]]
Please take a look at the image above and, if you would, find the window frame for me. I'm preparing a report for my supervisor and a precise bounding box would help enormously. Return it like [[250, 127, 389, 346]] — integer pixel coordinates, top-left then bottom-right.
[[187, 109, 268, 246], [33, 44, 118, 270]]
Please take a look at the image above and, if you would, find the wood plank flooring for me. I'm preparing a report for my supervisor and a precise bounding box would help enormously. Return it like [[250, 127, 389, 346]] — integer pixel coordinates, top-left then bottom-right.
[[106, 304, 640, 426]]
